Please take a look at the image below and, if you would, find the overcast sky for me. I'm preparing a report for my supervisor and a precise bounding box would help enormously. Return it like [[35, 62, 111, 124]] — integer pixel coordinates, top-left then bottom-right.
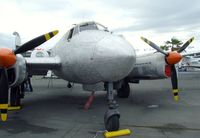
[[0, 0, 200, 51]]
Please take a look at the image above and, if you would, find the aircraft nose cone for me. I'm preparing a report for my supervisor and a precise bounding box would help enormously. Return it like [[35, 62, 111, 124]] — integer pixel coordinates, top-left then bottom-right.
[[93, 35, 136, 82]]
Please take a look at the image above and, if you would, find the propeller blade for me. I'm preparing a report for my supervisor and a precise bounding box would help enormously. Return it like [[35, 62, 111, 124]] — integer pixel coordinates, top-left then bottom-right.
[[141, 37, 168, 56], [14, 30, 58, 54], [140, 36, 194, 102], [178, 37, 194, 53], [0, 68, 9, 121], [170, 65, 179, 101]]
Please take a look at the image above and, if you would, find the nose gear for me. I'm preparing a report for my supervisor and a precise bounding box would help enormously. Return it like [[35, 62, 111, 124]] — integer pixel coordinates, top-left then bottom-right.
[[104, 82, 120, 131]]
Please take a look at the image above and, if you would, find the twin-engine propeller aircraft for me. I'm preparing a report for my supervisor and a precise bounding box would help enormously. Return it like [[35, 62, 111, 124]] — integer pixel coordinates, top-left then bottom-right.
[[0, 21, 194, 131]]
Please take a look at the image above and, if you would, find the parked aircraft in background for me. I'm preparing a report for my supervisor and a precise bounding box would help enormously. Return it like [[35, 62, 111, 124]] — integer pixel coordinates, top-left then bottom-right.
[[0, 21, 194, 131], [179, 56, 200, 71], [177, 50, 200, 70]]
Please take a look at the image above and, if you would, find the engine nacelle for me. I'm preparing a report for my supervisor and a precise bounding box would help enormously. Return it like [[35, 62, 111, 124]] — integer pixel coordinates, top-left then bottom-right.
[[127, 53, 168, 80], [8, 54, 27, 87]]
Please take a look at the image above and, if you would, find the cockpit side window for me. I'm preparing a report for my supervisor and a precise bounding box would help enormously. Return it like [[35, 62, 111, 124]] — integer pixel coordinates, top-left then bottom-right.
[[73, 26, 79, 36], [96, 23, 109, 32], [79, 23, 98, 32], [67, 28, 74, 40]]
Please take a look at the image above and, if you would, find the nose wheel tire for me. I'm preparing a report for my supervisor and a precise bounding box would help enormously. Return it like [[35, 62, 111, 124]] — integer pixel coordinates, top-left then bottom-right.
[[117, 82, 130, 98], [105, 115, 120, 131]]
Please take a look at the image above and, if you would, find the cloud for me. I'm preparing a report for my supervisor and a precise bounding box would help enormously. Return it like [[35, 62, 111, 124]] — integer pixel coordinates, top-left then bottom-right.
[[0, 33, 15, 49], [0, 0, 200, 50], [105, 0, 200, 33], [16, 0, 71, 12]]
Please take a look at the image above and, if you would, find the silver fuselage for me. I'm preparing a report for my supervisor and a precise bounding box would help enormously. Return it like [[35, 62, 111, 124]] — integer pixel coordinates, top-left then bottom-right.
[[51, 30, 136, 84]]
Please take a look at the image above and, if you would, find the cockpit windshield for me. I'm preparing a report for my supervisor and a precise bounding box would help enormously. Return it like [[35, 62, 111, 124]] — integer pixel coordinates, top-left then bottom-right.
[[79, 22, 108, 32], [67, 22, 109, 40], [79, 23, 98, 32]]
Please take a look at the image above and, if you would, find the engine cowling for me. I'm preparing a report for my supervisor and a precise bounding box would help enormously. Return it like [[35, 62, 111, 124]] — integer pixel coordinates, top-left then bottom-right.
[[127, 53, 168, 80], [7, 54, 27, 87]]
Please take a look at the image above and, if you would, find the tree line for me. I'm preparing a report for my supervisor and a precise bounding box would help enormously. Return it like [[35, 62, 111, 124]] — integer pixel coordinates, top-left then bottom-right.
[[160, 37, 183, 51]]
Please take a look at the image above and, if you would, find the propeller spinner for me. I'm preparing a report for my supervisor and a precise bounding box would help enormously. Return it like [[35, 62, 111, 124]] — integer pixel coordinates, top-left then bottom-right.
[[141, 36, 194, 101]]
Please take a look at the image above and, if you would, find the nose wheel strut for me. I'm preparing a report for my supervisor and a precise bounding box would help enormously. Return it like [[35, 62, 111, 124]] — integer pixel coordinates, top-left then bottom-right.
[[104, 82, 120, 131]]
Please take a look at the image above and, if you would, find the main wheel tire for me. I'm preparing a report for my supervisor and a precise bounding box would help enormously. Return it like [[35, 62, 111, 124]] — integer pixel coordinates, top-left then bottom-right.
[[117, 83, 130, 98], [105, 115, 120, 131], [10, 87, 21, 106]]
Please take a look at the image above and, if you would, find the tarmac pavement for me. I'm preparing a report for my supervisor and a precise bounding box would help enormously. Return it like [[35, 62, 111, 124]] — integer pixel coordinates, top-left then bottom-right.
[[0, 72, 200, 138]]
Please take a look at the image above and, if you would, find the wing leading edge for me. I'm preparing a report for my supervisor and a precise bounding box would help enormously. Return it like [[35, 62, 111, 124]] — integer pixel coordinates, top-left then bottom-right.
[[25, 57, 61, 75]]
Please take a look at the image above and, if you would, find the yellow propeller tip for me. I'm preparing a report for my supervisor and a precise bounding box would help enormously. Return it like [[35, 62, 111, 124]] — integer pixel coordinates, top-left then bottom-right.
[[53, 30, 59, 35], [1, 114, 7, 121], [174, 96, 179, 101], [191, 37, 195, 41], [188, 37, 195, 44]]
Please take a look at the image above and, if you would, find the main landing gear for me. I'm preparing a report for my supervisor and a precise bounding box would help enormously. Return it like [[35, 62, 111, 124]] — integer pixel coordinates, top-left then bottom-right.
[[10, 86, 21, 107], [10, 84, 25, 107], [117, 82, 130, 98], [104, 82, 120, 131]]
